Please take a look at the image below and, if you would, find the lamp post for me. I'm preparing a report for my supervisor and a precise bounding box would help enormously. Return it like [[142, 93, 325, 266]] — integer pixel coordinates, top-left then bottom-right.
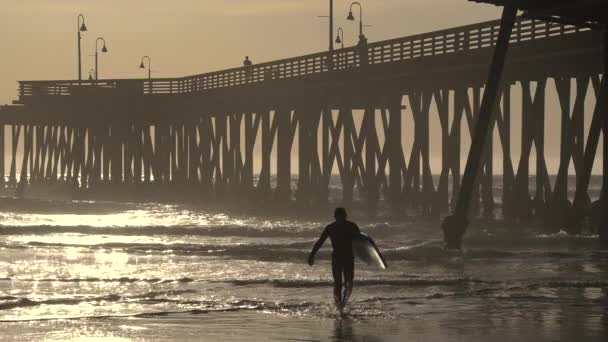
[[329, 0, 334, 51], [94, 38, 108, 80], [335, 27, 345, 49], [335, 27, 345, 69], [139, 56, 151, 81], [140, 56, 151, 92], [347, 2, 365, 44], [77, 14, 88, 82], [318, 1, 335, 52]]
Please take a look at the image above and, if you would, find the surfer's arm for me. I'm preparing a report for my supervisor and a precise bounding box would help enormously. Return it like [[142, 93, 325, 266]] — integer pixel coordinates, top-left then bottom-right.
[[308, 227, 329, 266], [352, 223, 361, 235]]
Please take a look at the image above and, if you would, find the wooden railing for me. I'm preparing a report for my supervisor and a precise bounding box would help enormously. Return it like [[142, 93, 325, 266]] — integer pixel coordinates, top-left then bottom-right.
[[17, 17, 588, 100]]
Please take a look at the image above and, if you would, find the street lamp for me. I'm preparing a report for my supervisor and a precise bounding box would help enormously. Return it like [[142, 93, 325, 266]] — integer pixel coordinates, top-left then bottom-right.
[[77, 14, 88, 82], [329, 0, 334, 51], [347, 2, 365, 44], [335, 27, 345, 49], [139, 56, 151, 81], [140, 56, 152, 92], [94, 37, 108, 80]]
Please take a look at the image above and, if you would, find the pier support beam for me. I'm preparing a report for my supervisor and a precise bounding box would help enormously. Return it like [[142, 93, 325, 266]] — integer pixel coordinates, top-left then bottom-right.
[[442, 5, 517, 249], [258, 110, 273, 197], [0, 124, 5, 186], [297, 105, 312, 204], [363, 102, 380, 215], [600, 31, 608, 246], [436, 89, 452, 215], [9, 125, 20, 186], [387, 96, 403, 208], [568, 77, 606, 234], [242, 112, 255, 193], [342, 106, 354, 204], [551, 77, 587, 226], [276, 109, 295, 201], [319, 105, 332, 204], [496, 87, 515, 221]]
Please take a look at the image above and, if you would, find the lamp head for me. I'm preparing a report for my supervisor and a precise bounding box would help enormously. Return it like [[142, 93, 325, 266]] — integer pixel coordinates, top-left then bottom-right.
[[101, 45, 108, 53], [140, 61, 145, 69], [335, 35, 342, 44], [80, 22, 87, 32], [347, 11, 355, 21]]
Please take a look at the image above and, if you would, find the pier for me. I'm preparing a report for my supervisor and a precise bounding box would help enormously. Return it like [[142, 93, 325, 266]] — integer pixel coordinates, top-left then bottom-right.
[[1, 3, 606, 246]]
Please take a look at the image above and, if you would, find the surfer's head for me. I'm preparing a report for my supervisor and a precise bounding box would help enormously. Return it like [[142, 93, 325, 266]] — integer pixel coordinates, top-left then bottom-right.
[[334, 207, 347, 222]]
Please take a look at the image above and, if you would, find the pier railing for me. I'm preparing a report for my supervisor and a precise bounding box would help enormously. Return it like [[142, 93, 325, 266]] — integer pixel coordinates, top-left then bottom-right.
[[18, 17, 587, 100]]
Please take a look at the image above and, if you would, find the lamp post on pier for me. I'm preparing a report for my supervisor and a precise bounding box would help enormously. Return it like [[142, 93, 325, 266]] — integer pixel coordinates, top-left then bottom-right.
[[139, 56, 151, 80], [347, 2, 366, 45], [140, 56, 152, 92], [317, 1, 335, 51], [335, 27, 345, 49], [77, 14, 88, 82], [94, 38, 108, 80], [335, 27, 345, 69], [329, 0, 334, 51]]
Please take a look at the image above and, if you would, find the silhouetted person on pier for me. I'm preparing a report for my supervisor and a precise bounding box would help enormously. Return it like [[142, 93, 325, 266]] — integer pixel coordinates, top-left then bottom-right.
[[243, 56, 252, 67], [243, 56, 253, 83], [308, 207, 360, 310]]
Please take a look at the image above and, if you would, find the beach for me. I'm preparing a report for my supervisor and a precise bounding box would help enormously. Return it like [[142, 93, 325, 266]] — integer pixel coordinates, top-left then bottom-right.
[[0, 196, 607, 341]]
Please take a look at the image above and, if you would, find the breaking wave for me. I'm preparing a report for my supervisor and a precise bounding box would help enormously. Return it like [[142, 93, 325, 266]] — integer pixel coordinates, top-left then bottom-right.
[[2, 239, 604, 263]]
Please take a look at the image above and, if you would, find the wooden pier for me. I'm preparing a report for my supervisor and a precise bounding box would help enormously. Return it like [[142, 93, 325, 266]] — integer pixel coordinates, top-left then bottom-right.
[[1, 13, 605, 245]]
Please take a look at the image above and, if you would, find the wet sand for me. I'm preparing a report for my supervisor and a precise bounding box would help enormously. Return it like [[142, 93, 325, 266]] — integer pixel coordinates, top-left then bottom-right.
[[3, 303, 607, 342]]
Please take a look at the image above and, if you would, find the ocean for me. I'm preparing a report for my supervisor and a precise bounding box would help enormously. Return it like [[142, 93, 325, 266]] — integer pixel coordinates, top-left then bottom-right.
[[0, 176, 606, 341]]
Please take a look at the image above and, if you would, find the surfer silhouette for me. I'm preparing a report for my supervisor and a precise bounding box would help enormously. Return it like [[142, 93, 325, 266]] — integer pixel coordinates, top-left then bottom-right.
[[308, 207, 360, 310]]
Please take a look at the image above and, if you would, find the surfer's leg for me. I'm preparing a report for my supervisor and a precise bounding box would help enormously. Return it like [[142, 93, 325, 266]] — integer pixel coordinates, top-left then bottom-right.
[[331, 258, 343, 305], [342, 258, 354, 305]]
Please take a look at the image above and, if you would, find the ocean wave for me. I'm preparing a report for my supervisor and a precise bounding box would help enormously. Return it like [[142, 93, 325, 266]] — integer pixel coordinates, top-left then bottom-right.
[[220, 276, 608, 291], [2, 279, 605, 321], [0, 197, 131, 215], [0, 296, 395, 322], [383, 244, 602, 261], [0, 296, 326, 321], [217, 277, 480, 288], [0, 289, 197, 311], [3, 239, 459, 261], [0, 225, 321, 238], [527, 280, 608, 288], [2, 238, 604, 263], [536, 230, 599, 239], [0, 222, 408, 239], [20, 240, 312, 250], [0, 277, 195, 284], [3, 241, 315, 261]]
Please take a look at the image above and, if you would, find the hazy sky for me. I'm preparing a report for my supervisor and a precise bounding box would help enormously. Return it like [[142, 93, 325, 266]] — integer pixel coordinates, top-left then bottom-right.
[[0, 0, 501, 104]]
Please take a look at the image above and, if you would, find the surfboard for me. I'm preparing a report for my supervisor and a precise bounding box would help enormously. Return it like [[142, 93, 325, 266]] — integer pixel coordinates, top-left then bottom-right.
[[352, 233, 388, 269]]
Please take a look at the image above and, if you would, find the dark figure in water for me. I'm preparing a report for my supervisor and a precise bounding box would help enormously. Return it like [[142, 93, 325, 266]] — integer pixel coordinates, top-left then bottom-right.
[[308, 208, 360, 309]]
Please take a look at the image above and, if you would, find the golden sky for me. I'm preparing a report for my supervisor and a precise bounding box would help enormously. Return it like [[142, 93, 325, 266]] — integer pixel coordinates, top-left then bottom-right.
[[0, 0, 500, 104]]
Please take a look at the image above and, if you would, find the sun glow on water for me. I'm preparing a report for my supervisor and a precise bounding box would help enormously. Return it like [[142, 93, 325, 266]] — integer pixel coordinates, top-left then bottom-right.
[[1, 210, 212, 228]]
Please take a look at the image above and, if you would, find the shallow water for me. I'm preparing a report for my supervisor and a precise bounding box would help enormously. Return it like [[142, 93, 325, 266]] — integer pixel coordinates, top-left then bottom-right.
[[0, 198, 607, 341]]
